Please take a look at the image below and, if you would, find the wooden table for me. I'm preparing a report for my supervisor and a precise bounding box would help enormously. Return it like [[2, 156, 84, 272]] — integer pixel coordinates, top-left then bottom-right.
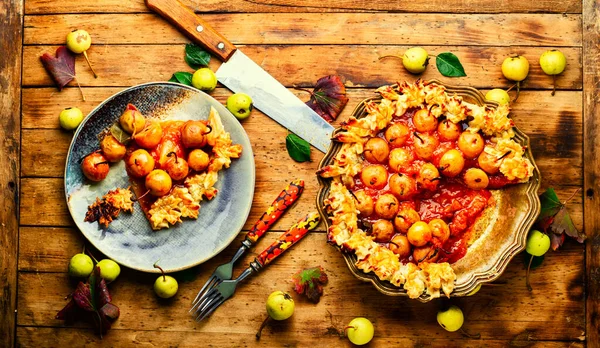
[[1, 0, 599, 346]]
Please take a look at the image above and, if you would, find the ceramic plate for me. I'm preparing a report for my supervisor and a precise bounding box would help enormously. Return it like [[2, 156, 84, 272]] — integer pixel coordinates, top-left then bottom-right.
[[65, 82, 255, 273], [316, 80, 541, 301]]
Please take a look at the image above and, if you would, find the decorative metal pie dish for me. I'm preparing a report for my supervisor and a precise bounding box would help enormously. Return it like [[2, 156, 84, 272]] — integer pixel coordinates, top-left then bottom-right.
[[316, 79, 541, 302]]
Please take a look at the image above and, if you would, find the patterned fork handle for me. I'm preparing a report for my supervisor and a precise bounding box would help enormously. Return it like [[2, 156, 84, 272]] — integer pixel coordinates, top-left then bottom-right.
[[245, 179, 304, 244], [253, 211, 320, 268]]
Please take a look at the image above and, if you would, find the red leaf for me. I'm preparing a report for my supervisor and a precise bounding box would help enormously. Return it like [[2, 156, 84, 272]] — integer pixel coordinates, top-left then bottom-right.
[[305, 75, 348, 123], [73, 282, 95, 312], [56, 265, 120, 337], [55, 298, 78, 321], [291, 266, 328, 303], [534, 188, 585, 250], [40, 46, 76, 91], [97, 278, 112, 308], [550, 233, 565, 251]]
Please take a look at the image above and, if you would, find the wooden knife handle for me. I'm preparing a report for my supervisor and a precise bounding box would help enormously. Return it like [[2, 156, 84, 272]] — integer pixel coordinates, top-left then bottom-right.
[[145, 0, 236, 61]]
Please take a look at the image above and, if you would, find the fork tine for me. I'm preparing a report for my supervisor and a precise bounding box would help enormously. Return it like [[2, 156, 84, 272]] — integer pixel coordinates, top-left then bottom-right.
[[192, 288, 220, 316], [190, 275, 220, 309], [196, 295, 225, 322]]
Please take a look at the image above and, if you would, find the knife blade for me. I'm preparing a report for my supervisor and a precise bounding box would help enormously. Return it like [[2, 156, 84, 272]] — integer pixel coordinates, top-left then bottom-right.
[[145, 0, 335, 153]]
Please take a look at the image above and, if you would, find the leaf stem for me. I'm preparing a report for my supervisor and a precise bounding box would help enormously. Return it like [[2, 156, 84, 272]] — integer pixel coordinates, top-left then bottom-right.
[[563, 187, 582, 205], [292, 85, 314, 96], [83, 51, 98, 78], [74, 77, 86, 101]]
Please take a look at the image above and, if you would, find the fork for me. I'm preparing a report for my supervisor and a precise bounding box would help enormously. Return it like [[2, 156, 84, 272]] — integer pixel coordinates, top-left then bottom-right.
[[190, 180, 304, 307], [191, 211, 320, 321]]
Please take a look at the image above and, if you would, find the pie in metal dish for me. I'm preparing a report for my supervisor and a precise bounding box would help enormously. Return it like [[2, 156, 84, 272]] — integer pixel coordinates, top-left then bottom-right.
[[83, 104, 242, 230], [317, 80, 535, 299]]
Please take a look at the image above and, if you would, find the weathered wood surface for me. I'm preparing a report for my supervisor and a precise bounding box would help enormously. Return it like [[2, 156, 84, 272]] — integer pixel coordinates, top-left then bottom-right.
[[12, 0, 592, 346], [17, 228, 585, 342], [583, 0, 600, 345], [22, 45, 583, 90], [24, 0, 583, 14], [24, 13, 582, 46], [0, 0, 22, 347]]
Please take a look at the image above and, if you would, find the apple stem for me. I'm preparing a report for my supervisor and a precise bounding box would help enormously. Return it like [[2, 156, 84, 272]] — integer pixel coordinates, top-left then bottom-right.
[[514, 82, 521, 102], [167, 151, 179, 162], [86, 249, 99, 264], [460, 327, 481, 339], [256, 315, 270, 340], [81, 244, 86, 255], [505, 83, 517, 93], [378, 55, 403, 61], [153, 262, 166, 281], [203, 125, 213, 135], [526, 254, 534, 291], [343, 326, 355, 337], [551, 75, 556, 96], [83, 51, 98, 78]]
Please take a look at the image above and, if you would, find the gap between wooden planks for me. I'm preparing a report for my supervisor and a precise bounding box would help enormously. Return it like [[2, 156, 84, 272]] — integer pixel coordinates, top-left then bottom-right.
[[23, 0, 583, 14], [21, 45, 583, 90]]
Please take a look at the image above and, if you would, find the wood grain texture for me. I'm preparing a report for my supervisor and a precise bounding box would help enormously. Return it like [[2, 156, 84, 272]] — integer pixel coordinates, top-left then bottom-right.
[[20, 89, 583, 191], [22, 45, 583, 89], [16, 232, 585, 341], [15, 327, 585, 348], [19, 177, 584, 232], [23, 0, 583, 14], [21, 88, 583, 130], [23, 13, 583, 46], [583, 0, 600, 345], [0, 0, 22, 347]]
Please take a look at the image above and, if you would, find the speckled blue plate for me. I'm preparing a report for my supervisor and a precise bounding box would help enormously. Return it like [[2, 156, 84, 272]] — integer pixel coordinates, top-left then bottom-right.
[[65, 82, 255, 273]]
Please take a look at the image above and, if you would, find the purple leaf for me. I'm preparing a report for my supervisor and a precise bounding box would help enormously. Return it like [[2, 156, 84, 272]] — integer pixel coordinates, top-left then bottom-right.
[[40, 46, 76, 91], [305, 75, 348, 123], [73, 282, 94, 312]]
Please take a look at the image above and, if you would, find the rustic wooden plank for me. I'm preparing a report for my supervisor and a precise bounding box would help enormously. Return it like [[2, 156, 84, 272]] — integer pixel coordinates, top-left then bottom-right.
[[0, 0, 22, 346], [22, 45, 583, 90], [19, 175, 324, 230], [22, 88, 582, 130], [23, 0, 583, 14], [24, 13, 582, 47], [20, 94, 583, 193], [15, 327, 586, 348], [583, 0, 600, 345], [19, 173, 583, 233], [16, 232, 585, 340]]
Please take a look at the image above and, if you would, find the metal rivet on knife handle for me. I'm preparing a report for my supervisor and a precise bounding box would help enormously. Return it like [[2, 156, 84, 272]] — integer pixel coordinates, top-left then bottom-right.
[[145, 0, 237, 62]]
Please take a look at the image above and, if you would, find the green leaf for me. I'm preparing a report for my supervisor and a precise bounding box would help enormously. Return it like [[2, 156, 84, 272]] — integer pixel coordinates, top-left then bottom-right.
[[286, 133, 311, 162], [436, 52, 467, 77], [185, 43, 211, 69], [538, 188, 562, 220], [109, 122, 131, 145], [169, 72, 193, 86]]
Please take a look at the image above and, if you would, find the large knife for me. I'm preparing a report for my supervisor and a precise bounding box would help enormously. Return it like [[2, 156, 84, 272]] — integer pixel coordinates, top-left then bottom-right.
[[146, 0, 334, 153]]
